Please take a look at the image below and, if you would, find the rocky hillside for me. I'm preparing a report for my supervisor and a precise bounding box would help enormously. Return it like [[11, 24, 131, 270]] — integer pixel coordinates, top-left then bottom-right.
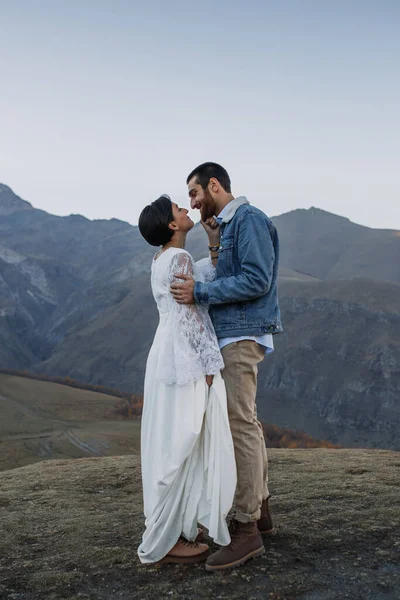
[[0, 184, 207, 361], [0, 450, 399, 600], [0, 184, 33, 216], [274, 206, 400, 283], [258, 278, 400, 448], [35, 275, 400, 449], [0, 183, 399, 448]]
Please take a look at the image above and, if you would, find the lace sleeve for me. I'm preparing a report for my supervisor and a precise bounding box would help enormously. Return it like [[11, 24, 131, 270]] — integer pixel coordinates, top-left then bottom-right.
[[195, 256, 216, 283], [155, 251, 224, 386]]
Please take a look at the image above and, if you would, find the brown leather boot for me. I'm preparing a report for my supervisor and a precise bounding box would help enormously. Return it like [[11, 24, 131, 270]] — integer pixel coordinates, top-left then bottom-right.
[[159, 537, 209, 565], [195, 527, 205, 543], [205, 520, 265, 571], [257, 495, 274, 535]]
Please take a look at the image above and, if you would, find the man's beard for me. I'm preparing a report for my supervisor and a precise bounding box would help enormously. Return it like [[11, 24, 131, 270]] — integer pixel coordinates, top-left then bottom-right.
[[200, 188, 215, 221]]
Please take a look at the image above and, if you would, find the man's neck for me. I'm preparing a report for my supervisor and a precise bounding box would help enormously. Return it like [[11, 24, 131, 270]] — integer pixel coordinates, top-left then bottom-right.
[[215, 194, 235, 217]]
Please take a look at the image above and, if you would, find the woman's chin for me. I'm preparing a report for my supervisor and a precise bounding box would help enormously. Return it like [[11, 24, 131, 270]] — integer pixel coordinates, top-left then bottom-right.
[[186, 220, 195, 232]]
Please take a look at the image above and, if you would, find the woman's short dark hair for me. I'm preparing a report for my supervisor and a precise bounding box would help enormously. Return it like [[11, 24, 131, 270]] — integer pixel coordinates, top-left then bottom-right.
[[186, 162, 231, 193], [138, 195, 174, 247]]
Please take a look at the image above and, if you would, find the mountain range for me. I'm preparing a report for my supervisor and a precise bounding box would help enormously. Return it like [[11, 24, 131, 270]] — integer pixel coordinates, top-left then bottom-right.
[[0, 182, 399, 448]]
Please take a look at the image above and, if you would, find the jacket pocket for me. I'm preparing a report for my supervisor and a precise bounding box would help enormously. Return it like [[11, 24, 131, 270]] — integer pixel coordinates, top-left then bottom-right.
[[219, 236, 234, 274]]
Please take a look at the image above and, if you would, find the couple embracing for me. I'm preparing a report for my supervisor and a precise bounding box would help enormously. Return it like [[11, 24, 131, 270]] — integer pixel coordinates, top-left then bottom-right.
[[137, 162, 282, 571]]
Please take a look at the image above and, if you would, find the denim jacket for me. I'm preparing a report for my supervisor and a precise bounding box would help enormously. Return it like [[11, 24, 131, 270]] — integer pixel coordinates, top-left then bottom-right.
[[194, 197, 283, 338]]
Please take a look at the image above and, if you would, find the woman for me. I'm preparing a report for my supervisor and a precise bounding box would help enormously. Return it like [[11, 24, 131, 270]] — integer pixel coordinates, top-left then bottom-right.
[[137, 194, 236, 565]]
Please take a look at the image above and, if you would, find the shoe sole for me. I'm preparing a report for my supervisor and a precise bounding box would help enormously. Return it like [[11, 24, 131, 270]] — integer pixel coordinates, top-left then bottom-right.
[[205, 546, 265, 572], [157, 549, 210, 565]]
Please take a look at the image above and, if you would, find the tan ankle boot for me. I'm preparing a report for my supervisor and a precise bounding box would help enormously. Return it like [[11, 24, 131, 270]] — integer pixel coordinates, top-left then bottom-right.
[[257, 495, 274, 535], [160, 536, 209, 565], [205, 520, 265, 572]]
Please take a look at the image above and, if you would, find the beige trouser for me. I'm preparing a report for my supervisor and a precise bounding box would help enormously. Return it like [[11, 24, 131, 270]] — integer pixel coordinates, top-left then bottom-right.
[[221, 340, 269, 523]]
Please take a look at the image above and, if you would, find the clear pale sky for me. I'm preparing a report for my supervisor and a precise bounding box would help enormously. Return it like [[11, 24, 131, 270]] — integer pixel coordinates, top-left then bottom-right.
[[1, 1, 399, 229]]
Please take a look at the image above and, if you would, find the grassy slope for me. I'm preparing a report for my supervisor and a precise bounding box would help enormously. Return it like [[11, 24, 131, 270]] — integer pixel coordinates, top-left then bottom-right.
[[0, 375, 141, 471]]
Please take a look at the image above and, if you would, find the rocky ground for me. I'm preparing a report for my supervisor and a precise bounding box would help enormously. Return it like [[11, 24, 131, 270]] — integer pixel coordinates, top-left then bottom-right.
[[0, 449, 399, 600]]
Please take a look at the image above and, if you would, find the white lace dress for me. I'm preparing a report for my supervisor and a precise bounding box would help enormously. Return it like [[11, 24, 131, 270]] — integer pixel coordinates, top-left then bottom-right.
[[137, 248, 236, 564]]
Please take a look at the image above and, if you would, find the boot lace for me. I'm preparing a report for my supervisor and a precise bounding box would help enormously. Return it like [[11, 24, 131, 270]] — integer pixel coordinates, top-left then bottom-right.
[[179, 536, 200, 548], [228, 519, 242, 550]]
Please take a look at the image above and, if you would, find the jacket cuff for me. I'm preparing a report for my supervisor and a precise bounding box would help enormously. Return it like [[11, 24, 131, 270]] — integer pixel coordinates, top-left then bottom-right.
[[194, 281, 210, 304]]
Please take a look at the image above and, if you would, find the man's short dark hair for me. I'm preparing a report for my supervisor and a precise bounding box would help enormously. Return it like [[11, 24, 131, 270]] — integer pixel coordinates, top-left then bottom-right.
[[138, 195, 174, 247], [186, 162, 231, 193]]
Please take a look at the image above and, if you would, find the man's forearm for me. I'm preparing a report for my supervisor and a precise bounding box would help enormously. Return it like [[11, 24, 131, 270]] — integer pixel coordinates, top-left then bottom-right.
[[195, 213, 275, 305], [194, 271, 271, 305]]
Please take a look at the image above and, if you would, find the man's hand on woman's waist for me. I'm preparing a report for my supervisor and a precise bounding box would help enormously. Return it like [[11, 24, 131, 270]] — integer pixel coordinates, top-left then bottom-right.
[[170, 274, 195, 304]]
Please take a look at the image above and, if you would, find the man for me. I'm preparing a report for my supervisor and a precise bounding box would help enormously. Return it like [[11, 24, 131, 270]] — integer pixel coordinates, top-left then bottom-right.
[[171, 162, 282, 571]]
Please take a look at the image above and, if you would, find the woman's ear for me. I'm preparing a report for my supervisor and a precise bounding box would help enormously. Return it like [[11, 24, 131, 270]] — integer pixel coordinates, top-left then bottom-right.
[[168, 221, 178, 231]]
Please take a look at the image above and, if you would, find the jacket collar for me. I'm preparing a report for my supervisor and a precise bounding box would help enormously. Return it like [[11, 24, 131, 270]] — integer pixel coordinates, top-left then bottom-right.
[[217, 196, 249, 224]]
